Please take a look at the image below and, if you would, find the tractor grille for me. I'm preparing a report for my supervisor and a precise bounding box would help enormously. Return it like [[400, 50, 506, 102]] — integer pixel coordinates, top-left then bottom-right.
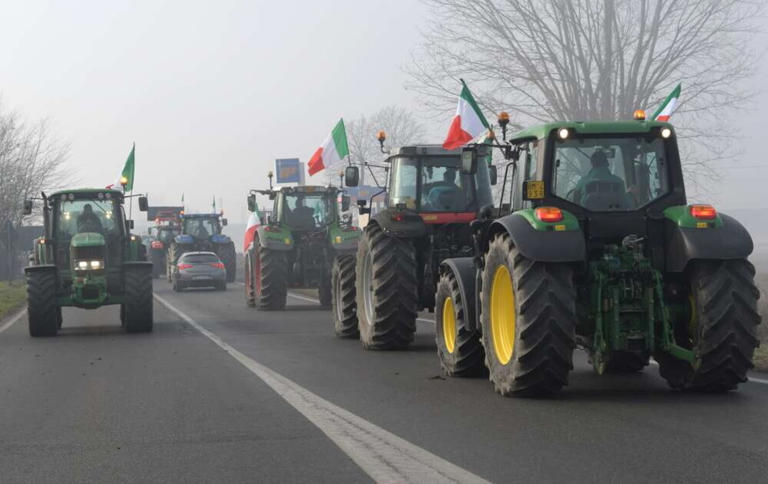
[[72, 246, 105, 261], [82, 285, 100, 300]]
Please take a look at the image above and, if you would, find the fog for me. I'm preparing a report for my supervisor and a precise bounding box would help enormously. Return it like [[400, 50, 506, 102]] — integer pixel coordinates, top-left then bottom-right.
[[1, 0, 767, 240]]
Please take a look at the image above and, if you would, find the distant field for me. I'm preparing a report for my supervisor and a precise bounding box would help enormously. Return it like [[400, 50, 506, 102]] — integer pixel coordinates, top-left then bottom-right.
[[0, 281, 26, 320]]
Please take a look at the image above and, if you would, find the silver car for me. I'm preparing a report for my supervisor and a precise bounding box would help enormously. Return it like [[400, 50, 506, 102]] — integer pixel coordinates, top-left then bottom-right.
[[172, 251, 227, 292]]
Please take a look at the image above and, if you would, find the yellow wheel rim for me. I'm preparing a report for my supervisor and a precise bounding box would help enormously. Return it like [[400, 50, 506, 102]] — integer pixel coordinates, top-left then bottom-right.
[[442, 296, 456, 354], [490, 264, 515, 365]]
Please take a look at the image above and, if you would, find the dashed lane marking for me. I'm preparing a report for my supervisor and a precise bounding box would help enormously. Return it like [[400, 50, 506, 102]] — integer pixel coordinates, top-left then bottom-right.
[[0, 308, 26, 334], [154, 293, 489, 483]]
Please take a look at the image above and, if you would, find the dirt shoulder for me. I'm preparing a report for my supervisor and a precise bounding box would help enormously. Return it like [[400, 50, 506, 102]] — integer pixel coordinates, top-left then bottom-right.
[[0, 281, 26, 321]]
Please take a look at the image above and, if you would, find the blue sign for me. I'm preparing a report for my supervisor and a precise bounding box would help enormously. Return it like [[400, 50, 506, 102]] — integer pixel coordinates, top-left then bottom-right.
[[275, 158, 301, 183]]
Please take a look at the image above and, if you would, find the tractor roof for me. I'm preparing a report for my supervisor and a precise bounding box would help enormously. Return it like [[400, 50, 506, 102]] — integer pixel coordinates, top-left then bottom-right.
[[280, 185, 335, 194], [388, 144, 459, 159], [50, 188, 124, 199], [510, 120, 674, 142], [182, 213, 222, 219]]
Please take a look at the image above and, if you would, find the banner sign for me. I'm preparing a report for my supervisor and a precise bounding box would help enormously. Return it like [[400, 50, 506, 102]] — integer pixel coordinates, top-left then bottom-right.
[[275, 158, 301, 183]]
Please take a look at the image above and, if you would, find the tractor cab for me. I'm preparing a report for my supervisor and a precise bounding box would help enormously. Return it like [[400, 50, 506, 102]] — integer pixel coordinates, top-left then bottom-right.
[[180, 213, 227, 243], [274, 186, 338, 232]]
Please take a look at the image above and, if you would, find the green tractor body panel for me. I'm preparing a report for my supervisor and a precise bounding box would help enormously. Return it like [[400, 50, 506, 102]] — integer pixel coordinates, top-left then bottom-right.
[[255, 225, 294, 250], [663, 205, 724, 229], [23, 188, 153, 335], [512, 208, 580, 231]]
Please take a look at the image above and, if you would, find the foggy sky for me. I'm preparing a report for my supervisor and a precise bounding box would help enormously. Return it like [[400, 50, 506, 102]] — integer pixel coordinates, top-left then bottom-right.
[[1, 0, 766, 225]]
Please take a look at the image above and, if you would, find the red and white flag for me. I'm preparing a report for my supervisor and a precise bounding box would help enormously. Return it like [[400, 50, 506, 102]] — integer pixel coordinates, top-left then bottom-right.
[[442, 80, 490, 150], [243, 211, 259, 252], [652, 84, 681, 122], [308, 119, 349, 176]]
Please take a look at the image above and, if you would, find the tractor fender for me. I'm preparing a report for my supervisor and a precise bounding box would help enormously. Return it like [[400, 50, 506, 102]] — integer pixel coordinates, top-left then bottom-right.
[[371, 208, 427, 239], [174, 234, 195, 244], [440, 257, 479, 332], [255, 228, 293, 251], [487, 213, 586, 262], [665, 213, 753, 272], [24, 264, 57, 275], [211, 234, 231, 244]]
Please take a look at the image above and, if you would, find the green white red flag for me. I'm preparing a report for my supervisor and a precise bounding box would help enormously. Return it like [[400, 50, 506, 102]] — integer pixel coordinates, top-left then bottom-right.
[[106, 143, 135, 191], [652, 84, 681, 122], [442, 80, 490, 150], [308, 119, 349, 176]]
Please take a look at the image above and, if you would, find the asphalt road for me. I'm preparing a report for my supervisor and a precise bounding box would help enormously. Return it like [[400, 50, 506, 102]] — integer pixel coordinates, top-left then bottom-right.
[[1, 280, 767, 483]]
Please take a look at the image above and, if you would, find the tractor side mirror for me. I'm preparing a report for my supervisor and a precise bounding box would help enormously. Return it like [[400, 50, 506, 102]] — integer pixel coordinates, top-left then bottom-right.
[[461, 148, 478, 174], [341, 195, 350, 212], [138, 196, 148, 212], [222, 218, 228, 226], [345, 166, 359, 187], [489, 165, 497, 185], [247, 194, 256, 212], [23, 199, 33, 215]]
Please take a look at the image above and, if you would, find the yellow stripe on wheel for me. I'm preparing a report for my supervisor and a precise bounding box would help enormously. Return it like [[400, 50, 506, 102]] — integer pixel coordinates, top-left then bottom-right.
[[442, 296, 456, 354], [491, 264, 515, 365]]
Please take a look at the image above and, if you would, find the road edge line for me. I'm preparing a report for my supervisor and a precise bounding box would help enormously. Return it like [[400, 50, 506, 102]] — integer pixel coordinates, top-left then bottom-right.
[[0, 307, 27, 334], [153, 292, 489, 483]]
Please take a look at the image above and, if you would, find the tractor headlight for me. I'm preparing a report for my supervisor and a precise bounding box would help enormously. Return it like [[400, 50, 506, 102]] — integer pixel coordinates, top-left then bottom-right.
[[77, 260, 89, 270], [90, 260, 102, 269], [660, 127, 672, 139], [75, 259, 104, 270]]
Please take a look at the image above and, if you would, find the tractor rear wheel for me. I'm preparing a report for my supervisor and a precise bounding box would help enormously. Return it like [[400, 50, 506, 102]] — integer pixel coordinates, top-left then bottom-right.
[[356, 224, 418, 350], [254, 244, 287, 310], [318, 275, 332, 308], [479, 233, 576, 397], [244, 251, 256, 307], [331, 255, 358, 338], [658, 259, 760, 392], [27, 269, 59, 337], [124, 266, 153, 333], [151, 250, 165, 278], [435, 271, 484, 376], [218, 242, 237, 283], [167, 243, 182, 282]]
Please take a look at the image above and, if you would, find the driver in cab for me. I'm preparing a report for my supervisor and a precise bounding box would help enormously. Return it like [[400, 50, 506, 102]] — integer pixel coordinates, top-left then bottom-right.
[[77, 204, 104, 234], [569, 150, 630, 208]]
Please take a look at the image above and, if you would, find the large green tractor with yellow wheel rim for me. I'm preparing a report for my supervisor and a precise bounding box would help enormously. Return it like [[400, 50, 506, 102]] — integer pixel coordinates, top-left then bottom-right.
[[437, 112, 761, 396], [23, 189, 152, 336]]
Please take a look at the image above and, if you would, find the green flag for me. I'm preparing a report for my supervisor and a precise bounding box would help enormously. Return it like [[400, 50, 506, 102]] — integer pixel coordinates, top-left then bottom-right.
[[121, 144, 135, 191]]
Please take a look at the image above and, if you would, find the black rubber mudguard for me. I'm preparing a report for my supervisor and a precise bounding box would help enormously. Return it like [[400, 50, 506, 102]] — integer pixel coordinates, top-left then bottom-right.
[[371, 209, 426, 239], [440, 257, 479, 332], [488, 215, 586, 263], [665, 213, 753, 272]]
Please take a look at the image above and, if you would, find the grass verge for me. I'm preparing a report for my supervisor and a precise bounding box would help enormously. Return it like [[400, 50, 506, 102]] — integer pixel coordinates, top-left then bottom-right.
[[0, 281, 26, 321]]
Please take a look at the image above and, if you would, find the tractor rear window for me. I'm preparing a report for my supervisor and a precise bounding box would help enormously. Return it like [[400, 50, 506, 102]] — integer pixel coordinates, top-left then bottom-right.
[[182, 254, 219, 264], [551, 136, 670, 211], [284, 193, 331, 228], [390, 156, 479, 212], [184, 218, 218, 237]]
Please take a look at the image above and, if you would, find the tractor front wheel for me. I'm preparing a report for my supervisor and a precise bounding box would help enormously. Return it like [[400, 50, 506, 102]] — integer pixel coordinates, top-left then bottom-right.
[[435, 271, 484, 376], [479, 233, 576, 396], [356, 224, 418, 350], [331, 255, 358, 338], [27, 269, 59, 337], [124, 266, 153, 333], [658, 259, 760, 392]]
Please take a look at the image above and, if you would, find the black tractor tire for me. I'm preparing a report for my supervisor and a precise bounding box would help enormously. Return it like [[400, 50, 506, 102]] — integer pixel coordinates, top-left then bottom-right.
[[356, 224, 418, 350], [658, 259, 760, 392], [479, 233, 576, 397], [435, 271, 485, 377], [254, 244, 287, 310], [56, 306, 63, 330], [318, 276, 332, 308], [218, 242, 237, 283], [331, 255, 358, 338], [27, 269, 59, 337], [167, 243, 182, 283], [123, 266, 153, 333], [151, 250, 165, 278], [244, 251, 256, 307]]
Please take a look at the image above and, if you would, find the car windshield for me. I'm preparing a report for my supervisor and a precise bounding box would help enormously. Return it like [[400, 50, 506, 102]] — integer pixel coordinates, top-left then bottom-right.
[[284, 193, 331, 228], [184, 218, 218, 237], [182, 254, 219, 264], [390, 156, 478, 212], [552, 136, 670, 211], [56, 198, 120, 238]]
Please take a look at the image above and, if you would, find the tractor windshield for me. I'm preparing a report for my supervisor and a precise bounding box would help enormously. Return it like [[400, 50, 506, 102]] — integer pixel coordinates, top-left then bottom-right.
[[184, 218, 219, 238], [551, 135, 670, 211], [390, 156, 489, 212], [284, 193, 331, 229], [56, 198, 121, 239]]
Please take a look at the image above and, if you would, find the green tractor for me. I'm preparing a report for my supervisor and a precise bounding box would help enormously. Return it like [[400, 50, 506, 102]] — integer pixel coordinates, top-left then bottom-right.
[[23, 189, 153, 336], [339, 142, 495, 346], [244, 182, 359, 310], [437, 113, 761, 395], [166, 212, 236, 283]]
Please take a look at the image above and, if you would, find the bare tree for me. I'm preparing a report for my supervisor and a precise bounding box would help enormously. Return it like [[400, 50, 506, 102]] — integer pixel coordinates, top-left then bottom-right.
[[346, 106, 427, 186], [407, 0, 763, 190]]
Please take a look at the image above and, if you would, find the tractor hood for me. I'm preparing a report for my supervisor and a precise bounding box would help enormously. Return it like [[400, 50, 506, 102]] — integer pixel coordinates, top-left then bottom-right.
[[71, 232, 106, 248]]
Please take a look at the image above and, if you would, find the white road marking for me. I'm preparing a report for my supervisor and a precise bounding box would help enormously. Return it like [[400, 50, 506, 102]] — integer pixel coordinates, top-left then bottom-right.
[[154, 293, 489, 484], [749, 376, 768, 385], [418, 317, 435, 325], [0, 308, 26, 334], [287, 291, 321, 304]]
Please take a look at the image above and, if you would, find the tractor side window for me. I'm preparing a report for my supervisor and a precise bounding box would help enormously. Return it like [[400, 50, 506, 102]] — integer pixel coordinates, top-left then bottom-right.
[[510, 141, 536, 210], [390, 158, 418, 209]]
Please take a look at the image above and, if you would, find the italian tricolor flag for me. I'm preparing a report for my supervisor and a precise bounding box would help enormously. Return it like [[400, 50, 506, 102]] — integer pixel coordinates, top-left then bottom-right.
[[442, 80, 489, 150], [243, 210, 259, 252], [308, 119, 349, 176], [652, 84, 681, 122]]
